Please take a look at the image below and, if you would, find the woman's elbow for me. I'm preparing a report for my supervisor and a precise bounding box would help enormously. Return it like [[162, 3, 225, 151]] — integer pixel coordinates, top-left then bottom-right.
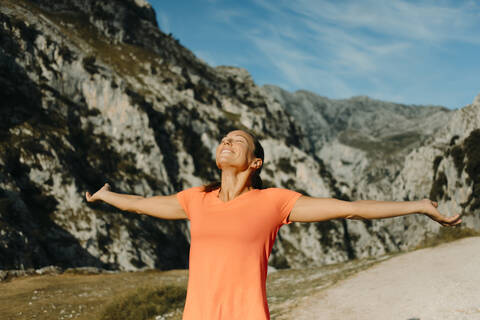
[[345, 214, 365, 220], [344, 202, 365, 220]]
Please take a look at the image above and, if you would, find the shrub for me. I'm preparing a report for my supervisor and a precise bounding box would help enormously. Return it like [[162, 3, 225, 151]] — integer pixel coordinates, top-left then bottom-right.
[[429, 171, 447, 201], [277, 158, 296, 174], [98, 285, 186, 320], [432, 155, 443, 179], [450, 145, 465, 178], [415, 227, 480, 250], [82, 55, 99, 74], [464, 129, 480, 210]]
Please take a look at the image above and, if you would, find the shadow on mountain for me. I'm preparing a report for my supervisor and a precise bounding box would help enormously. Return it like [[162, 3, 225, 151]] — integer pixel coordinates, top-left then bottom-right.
[[0, 46, 108, 270]]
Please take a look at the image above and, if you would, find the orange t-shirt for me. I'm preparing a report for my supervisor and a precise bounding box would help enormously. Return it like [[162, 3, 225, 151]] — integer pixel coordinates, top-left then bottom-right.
[[176, 186, 302, 320]]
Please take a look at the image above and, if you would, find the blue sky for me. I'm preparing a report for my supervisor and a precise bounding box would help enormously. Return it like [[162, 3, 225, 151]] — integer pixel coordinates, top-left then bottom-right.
[[149, 0, 480, 110]]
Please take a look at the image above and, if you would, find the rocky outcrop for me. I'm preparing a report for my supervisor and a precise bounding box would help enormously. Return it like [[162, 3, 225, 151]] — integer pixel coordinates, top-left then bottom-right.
[[1, 0, 478, 273], [261, 85, 452, 198], [344, 99, 480, 257], [0, 0, 338, 271], [263, 86, 479, 255]]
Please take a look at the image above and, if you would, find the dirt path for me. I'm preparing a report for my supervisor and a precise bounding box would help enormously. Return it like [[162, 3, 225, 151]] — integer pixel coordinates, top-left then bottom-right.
[[288, 236, 480, 320]]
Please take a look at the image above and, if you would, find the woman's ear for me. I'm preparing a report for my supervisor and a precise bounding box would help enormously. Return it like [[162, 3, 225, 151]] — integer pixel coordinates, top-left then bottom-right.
[[252, 158, 262, 169]]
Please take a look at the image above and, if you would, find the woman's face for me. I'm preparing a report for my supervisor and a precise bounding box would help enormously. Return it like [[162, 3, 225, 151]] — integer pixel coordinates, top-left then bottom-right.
[[215, 130, 257, 171]]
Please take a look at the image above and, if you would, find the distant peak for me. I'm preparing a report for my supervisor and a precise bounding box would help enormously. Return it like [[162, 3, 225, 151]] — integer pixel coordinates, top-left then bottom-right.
[[133, 0, 152, 8], [473, 93, 480, 107], [215, 66, 252, 81]]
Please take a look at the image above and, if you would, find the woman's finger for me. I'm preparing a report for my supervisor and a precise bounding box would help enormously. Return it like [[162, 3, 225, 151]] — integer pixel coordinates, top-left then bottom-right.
[[444, 217, 462, 226], [449, 214, 461, 222]]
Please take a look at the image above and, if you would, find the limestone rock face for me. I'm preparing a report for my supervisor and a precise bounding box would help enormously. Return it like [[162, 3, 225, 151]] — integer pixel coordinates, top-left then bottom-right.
[[263, 85, 480, 255], [0, 0, 335, 271], [389, 101, 480, 246], [1, 0, 478, 273]]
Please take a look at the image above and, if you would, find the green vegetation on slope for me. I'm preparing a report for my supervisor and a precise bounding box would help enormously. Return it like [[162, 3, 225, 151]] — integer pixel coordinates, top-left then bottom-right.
[[430, 129, 480, 210], [414, 227, 480, 250], [99, 286, 186, 320]]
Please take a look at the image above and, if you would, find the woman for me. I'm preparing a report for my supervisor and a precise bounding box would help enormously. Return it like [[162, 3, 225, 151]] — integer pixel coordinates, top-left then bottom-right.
[[85, 129, 462, 320]]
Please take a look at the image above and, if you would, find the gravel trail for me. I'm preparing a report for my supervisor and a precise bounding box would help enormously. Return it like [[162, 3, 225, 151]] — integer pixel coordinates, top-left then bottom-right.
[[288, 236, 480, 320]]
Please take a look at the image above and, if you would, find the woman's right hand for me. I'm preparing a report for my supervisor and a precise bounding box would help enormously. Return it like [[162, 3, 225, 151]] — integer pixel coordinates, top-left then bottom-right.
[[85, 183, 111, 202], [420, 199, 462, 227]]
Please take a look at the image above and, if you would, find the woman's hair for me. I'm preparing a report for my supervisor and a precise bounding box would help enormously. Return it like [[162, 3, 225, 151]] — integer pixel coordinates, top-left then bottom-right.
[[204, 130, 264, 192]]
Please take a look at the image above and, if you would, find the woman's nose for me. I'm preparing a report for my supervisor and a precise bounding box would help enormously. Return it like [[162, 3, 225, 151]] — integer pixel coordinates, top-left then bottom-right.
[[223, 139, 232, 145]]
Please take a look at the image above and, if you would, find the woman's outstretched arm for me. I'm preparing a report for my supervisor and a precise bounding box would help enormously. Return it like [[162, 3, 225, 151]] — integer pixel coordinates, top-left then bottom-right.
[[289, 196, 462, 227], [85, 183, 187, 220]]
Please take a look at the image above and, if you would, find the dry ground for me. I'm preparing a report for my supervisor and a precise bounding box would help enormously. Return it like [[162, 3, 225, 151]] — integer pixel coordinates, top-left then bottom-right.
[[0, 255, 393, 320], [2, 236, 479, 320], [0, 269, 189, 320], [287, 236, 480, 320]]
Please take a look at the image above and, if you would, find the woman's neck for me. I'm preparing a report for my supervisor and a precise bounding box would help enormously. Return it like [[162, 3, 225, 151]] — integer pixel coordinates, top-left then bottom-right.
[[218, 169, 252, 202]]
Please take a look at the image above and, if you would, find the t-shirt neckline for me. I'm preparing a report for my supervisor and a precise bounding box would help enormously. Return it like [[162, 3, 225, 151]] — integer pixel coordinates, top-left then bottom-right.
[[213, 187, 258, 205]]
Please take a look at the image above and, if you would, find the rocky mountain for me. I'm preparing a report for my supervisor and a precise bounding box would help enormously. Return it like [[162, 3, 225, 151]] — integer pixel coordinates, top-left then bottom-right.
[[262, 85, 453, 199], [0, 0, 336, 271], [0, 0, 478, 273], [263, 85, 480, 257]]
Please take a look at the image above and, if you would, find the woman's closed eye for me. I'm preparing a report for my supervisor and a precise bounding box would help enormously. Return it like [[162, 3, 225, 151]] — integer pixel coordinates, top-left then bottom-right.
[[220, 138, 245, 144]]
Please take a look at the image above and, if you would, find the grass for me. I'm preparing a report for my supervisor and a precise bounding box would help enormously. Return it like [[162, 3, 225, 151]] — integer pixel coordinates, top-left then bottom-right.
[[413, 227, 480, 250], [338, 130, 421, 156], [0, 254, 396, 320], [2, 236, 480, 319], [98, 286, 186, 320], [6, 0, 178, 92], [0, 269, 188, 320]]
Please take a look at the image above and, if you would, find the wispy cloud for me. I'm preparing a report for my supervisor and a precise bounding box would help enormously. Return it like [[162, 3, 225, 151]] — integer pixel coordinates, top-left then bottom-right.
[[282, 0, 480, 44], [248, 34, 355, 97], [196, 50, 217, 66], [203, 0, 480, 106], [157, 11, 170, 34], [212, 7, 249, 24]]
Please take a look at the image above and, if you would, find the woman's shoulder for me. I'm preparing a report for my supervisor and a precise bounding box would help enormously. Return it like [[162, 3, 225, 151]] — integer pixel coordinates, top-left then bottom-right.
[[261, 187, 298, 191], [190, 185, 207, 191], [177, 185, 206, 196], [260, 187, 303, 197]]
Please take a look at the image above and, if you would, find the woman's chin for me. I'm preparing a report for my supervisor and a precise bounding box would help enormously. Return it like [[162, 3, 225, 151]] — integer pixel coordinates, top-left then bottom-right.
[[216, 160, 240, 170]]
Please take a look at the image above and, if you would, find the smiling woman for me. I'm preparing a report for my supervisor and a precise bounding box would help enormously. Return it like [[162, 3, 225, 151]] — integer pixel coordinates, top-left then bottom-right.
[[204, 130, 264, 193], [85, 128, 462, 320]]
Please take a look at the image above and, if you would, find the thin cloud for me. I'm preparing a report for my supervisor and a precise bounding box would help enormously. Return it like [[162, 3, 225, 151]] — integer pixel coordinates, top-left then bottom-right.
[[196, 50, 217, 66], [204, 0, 480, 106], [212, 8, 248, 24], [249, 34, 355, 98], [282, 0, 480, 44], [157, 11, 170, 34]]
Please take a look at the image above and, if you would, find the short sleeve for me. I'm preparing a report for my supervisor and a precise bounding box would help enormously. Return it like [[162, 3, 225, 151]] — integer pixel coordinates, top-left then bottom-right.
[[269, 188, 303, 225], [176, 186, 204, 220]]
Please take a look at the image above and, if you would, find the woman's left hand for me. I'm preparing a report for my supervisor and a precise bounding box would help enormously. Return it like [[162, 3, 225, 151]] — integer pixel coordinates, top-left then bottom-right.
[[420, 199, 462, 227]]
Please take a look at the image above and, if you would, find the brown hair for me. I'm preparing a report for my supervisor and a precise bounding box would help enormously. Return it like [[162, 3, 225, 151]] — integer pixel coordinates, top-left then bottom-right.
[[204, 131, 264, 192]]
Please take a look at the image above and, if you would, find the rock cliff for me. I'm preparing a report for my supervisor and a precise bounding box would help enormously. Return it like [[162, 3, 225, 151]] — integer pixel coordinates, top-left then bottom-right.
[[0, 0, 478, 272], [0, 0, 336, 271], [262, 86, 479, 257]]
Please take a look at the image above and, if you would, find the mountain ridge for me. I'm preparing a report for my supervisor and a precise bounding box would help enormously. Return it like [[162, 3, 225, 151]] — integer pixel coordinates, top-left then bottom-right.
[[1, 0, 478, 273]]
